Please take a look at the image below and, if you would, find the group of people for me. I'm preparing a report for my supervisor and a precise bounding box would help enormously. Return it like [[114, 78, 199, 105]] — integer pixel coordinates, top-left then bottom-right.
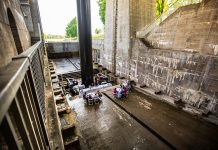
[[113, 85, 128, 99], [113, 80, 132, 99], [82, 90, 102, 101]]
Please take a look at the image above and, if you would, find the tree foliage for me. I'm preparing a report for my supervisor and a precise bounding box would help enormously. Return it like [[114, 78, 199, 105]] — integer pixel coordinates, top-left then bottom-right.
[[95, 28, 102, 34], [156, 0, 169, 16], [65, 17, 77, 38], [97, 0, 106, 25], [44, 34, 65, 39]]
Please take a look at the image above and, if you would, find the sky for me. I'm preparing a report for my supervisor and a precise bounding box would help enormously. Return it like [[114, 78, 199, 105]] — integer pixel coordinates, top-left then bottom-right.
[[38, 0, 104, 36]]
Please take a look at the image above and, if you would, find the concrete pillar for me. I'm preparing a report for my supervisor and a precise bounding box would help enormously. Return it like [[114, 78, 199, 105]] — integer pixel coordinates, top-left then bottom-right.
[[28, 0, 43, 44], [103, 0, 155, 77]]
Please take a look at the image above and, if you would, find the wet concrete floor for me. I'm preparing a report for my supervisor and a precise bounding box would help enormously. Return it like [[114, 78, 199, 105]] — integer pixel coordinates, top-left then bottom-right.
[[52, 58, 80, 75], [67, 96, 170, 150], [104, 90, 218, 150]]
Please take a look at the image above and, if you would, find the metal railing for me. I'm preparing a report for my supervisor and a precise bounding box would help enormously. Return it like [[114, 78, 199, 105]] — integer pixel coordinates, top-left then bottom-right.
[[0, 41, 49, 149], [136, 0, 202, 38]]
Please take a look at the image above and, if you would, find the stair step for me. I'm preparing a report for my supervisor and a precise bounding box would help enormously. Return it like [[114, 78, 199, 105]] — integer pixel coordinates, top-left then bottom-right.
[[50, 70, 55, 74], [64, 135, 79, 146], [62, 124, 75, 131], [54, 89, 62, 96]]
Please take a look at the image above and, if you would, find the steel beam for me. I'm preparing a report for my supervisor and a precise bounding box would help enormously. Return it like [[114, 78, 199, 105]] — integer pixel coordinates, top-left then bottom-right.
[[76, 0, 93, 87]]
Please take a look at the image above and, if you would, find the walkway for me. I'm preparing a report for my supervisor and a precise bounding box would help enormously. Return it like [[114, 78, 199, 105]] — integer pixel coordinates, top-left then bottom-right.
[[104, 90, 218, 150], [67, 95, 169, 150]]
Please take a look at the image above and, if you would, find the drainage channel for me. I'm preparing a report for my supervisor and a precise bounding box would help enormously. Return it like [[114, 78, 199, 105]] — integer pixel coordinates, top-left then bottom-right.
[[103, 92, 177, 150]]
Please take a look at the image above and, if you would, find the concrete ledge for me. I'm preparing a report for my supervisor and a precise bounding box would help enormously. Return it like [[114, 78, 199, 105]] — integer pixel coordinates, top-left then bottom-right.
[[103, 92, 176, 149], [133, 85, 218, 125]]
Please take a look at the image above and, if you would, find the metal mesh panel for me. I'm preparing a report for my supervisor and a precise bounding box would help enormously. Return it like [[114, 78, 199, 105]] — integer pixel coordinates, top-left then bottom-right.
[[30, 50, 45, 121], [38, 45, 44, 71]]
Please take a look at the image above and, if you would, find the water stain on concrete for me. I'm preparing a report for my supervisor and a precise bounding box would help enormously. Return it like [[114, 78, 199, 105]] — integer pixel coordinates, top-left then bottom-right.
[[67, 96, 170, 150]]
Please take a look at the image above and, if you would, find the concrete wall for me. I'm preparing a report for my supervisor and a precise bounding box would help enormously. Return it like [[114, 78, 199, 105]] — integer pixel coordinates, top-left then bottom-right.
[[146, 0, 218, 55], [19, 0, 43, 44], [92, 40, 104, 63], [116, 0, 130, 77], [92, 39, 104, 50], [46, 42, 79, 58], [130, 0, 156, 37], [102, 0, 117, 71], [101, 0, 156, 74], [20, 0, 34, 33], [0, 0, 31, 69], [100, 0, 218, 117], [46, 40, 104, 60], [130, 39, 218, 116], [28, 0, 43, 44]]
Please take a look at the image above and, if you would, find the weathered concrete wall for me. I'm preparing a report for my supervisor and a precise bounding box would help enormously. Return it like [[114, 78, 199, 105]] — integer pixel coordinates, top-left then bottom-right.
[[100, 0, 218, 117], [130, 39, 218, 116], [92, 39, 104, 50], [46, 42, 79, 58], [102, 0, 156, 74], [116, 0, 130, 77], [19, 0, 43, 44], [102, 0, 117, 71], [0, 0, 31, 69], [92, 39, 104, 63], [28, 0, 43, 44], [130, 0, 156, 37], [46, 40, 104, 60], [146, 0, 218, 55], [20, 0, 34, 33]]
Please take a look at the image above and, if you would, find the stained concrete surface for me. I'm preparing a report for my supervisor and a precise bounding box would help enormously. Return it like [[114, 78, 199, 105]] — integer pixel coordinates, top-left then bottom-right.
[[100, 0, 218, 118], [104, 90, 218, 150], [67, 96, 170, 150], [52, 58, 80, 75], [45, 57, 63, 150]]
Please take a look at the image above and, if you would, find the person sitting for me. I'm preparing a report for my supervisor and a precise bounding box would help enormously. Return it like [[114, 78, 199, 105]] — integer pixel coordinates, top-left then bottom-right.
[[97, 91, 102, 97], [121, 90, 124, 98], [113, 88, 117, 95], [124, 87, 128, 95], [88, 94, 92, 100], [117, 89, 122, 99], [82, 91, 87, 99]]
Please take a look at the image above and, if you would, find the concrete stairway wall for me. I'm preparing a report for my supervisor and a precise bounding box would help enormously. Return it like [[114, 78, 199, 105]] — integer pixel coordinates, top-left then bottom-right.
[[128, 0, 218, 117], [130, 39, 218, 117], [100, 0, 218, 118], [145, 0, 218, 55]]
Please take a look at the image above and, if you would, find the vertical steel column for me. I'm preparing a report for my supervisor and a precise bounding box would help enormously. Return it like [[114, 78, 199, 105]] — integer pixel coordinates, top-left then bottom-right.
[[76, 0, 93, 87]]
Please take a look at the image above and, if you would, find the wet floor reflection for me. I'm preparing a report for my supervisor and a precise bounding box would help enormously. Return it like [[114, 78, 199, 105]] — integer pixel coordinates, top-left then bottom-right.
[[52, 58, 80, 74], [105, 90, 218, 150], [67, 95, 169, 150]]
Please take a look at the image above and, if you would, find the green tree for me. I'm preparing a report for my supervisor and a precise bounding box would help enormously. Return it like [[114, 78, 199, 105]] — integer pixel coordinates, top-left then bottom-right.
[[65, 17, 77, 38], [95, 28, 102, 34], [156, 0, 169, 16], [97, 0, 106, 25]]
